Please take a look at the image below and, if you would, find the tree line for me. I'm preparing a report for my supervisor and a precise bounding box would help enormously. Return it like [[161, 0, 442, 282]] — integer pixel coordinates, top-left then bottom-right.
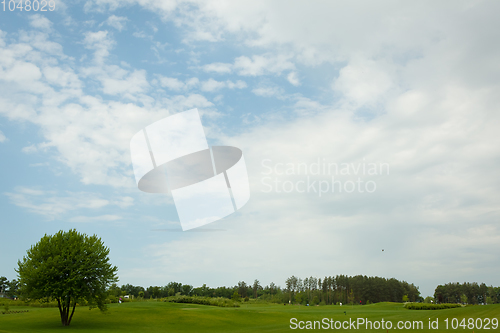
[[284, 275, 421, 305], [434, 282, 500, 304], [4, 273, 499, 306], [102, 274, 421, 305]]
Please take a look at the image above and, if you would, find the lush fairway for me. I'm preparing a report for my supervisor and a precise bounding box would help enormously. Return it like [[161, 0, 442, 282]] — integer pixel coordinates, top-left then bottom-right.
[[1, 302, 499, 332]]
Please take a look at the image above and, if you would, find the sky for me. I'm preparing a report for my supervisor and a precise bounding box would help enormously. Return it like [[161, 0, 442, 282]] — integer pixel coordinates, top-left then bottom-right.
[[1, 1, 499, 298]]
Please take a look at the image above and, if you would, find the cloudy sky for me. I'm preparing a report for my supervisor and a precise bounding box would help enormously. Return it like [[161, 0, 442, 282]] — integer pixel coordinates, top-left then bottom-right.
[[1, 1, 499, 298]]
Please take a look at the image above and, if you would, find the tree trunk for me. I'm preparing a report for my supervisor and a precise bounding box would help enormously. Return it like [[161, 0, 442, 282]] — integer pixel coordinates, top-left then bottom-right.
[[68, 301, 77, 326], [57, 298, 66, 326], [57, 296, 72, 326]]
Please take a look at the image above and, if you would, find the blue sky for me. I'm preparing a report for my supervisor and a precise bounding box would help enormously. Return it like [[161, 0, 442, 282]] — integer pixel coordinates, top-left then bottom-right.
[[1, 1, 500, 298]]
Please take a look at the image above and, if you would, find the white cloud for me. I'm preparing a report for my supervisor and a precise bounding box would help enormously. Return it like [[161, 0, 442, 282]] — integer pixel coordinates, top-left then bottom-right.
[[112, 196, 134, 208], [69, 214, 122, 222], [0, 29, 217, 188], [132, 31, 150, 39], [200, 78, 225, 92], [156, 76, 200, 91], [22, 144, 37, 153], [156, 76, 245, 93], [157, 76, 188, 91], [234, 54, 295, 76], [13, 187, 44, 196], [287, 72, 300, 86], [0, 30, 6, 48], [251, 85, 283, 98], [83, 30, 115, 64], [42, 66, 81, 89], [293, 96, 327, 116], [105, 15, 128, 31], [6, 188, 106, 218], [333, 58, 394, 108], [101, 69, 150, 96], [185, 77, 200, 89], [1, 61, 42, 83], [226, 80, 247, 89], [202, 62, 232, 74], [29, 14, 53, 31], [0, 130, 6, 143], [18, 30, 66, 58], [29, 162, 50, 167], [5, 187, 133, 220], [201, 79, 246, 92], [202, 54, 295, 78]]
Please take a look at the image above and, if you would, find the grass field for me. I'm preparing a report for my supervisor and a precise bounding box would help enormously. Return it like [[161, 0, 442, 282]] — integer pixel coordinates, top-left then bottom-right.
[[1, 302, 499, 332]]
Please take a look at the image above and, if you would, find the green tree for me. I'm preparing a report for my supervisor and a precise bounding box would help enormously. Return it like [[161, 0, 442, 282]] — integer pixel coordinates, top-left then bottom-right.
[[402, 294, 409, 302], [0, 276, 8, 294], [6, 279, 19, 298], [237, 281, 248, 298], [295, 291, 304, 305], [231, 291, 241, 302], [182, 284, 193, 296], [348, 289, 354, 305], [252, 279, 261, 299], [16, 229, 118, 326], [147, 286, 161, 298], [108, 283, 122, 297], [269, 282, 276, 297]]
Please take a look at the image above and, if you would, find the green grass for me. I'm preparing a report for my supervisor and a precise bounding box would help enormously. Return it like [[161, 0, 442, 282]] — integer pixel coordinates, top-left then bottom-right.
[[0, 301, 498, 332]]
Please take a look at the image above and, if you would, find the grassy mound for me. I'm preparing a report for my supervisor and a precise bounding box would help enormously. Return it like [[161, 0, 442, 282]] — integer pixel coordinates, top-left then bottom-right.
[[165, 296, 240, 307]]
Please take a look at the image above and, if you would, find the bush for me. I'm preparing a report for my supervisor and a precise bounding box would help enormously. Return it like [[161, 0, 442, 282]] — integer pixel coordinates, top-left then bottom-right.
[[15, 299, 59, 308], [107, 295, 118, 304], [165, 296, 240, 308], [405, 303, 462, 310]]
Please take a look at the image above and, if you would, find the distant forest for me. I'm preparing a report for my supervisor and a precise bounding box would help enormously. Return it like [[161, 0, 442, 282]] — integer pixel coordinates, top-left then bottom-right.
[[2, 275, 498, 305], [434, 282, 500, 305], [108, 275, 422, 305]]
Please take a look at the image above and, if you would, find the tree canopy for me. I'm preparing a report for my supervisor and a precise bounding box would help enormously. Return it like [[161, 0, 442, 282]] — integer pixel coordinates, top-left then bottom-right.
[[16, 229, 118, 326]]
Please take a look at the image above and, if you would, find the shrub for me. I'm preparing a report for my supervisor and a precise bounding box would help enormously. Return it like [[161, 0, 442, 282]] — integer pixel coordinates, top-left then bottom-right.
[[17, 299, 59, 308], [107, 295, 118, 304], [165, 296, 240, 308], [405, 303, 462, 310]]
